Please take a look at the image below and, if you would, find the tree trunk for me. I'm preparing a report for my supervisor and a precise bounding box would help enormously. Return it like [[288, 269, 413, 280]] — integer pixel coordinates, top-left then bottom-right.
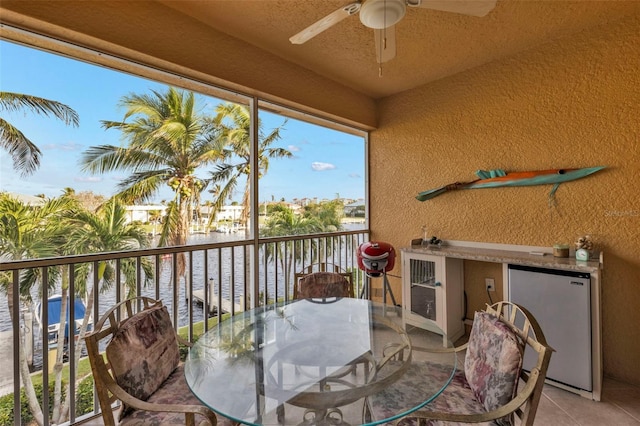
[[7, 288, 45, 426], [177, 196, 189, 299], [59, 285, 95, 423], [51, 285, 69, 424], [241, 186, 250, 235]]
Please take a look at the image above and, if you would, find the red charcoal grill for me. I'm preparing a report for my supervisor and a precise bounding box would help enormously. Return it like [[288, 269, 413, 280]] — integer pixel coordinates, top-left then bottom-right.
[[357, 241, 397, 305]]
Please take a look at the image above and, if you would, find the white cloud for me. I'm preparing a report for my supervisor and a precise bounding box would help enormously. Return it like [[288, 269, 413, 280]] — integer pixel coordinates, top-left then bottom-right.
[[74, 176, 102, 183], [288, 145, 300, 152], [42, 142, 84, 151], [348, 173, 361, 179], [311, 162, 336, 171]]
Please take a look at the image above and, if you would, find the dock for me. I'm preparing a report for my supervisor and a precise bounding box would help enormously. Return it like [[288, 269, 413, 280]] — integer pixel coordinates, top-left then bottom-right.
[[0, 331, 13, 396], [192, 288, 244, 313]]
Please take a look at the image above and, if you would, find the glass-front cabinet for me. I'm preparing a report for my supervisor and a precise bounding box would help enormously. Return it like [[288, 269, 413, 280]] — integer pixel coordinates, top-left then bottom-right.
[[401, 250, 465, 343]]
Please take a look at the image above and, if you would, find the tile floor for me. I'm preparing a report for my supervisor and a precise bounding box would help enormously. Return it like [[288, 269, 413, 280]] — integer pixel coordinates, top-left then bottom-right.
[[531, 378, 640, 425]]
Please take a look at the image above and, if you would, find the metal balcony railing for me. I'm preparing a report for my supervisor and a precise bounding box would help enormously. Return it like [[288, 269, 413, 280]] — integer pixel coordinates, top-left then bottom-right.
[[0, 229, 369, 425]]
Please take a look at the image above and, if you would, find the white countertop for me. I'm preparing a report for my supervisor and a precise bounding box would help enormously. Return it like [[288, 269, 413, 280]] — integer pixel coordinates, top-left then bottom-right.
[[402, 244, 601, 273]]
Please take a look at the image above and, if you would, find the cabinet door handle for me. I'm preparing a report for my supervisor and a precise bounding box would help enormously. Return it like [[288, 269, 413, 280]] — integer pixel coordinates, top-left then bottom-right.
[[434, 281, 442, 287]]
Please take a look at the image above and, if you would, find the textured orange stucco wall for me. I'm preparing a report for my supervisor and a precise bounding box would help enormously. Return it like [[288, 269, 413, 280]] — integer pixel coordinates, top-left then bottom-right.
[[371, 13, 640, 385]]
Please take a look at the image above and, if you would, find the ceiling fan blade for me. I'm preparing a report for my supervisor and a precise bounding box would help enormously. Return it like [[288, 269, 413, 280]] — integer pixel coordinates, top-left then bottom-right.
[[289, 2, 362, 44], [413, 0, 497, 17], [374, 26, 396, 63]]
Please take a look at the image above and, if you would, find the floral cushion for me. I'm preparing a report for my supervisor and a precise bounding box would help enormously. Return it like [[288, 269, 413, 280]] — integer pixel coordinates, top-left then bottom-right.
[[366, 360, 456, 423], [464, 311, 525, 426], [106, 304, 180, 419], [367, 360, 499, 426], [296, 272, 351, 299], [406, 371, 501, 426], [366, 311, 524, 426], [120, 364, 236, 426]]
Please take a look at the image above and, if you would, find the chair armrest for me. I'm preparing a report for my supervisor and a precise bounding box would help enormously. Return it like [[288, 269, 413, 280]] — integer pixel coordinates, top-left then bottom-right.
[[124, 397, 217, 424], [379, 340, 466, 369], [412, 341, 469, 354], [177, 334, 193, 347], [403, 368, 540, 424]]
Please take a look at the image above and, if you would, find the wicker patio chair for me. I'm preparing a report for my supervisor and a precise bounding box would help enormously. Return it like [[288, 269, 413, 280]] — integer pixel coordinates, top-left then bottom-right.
[[293, 271, 354, 299], [364, 301, 554, 426], [84, 296, 231, 426]]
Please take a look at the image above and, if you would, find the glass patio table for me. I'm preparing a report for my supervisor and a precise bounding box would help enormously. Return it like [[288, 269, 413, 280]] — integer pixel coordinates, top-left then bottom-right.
[[185, 298, 456, 425]]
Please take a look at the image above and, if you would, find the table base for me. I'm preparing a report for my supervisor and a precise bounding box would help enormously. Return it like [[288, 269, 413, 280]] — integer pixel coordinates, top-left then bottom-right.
[[299, 408, 350, 426]]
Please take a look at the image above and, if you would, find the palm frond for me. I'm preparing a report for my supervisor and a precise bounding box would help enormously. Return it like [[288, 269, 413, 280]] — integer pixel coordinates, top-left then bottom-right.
[[0, 92, 79, 126], [116, 173, 168, 204], [158, 200, 181, 247], [0, 117, 42, 175]]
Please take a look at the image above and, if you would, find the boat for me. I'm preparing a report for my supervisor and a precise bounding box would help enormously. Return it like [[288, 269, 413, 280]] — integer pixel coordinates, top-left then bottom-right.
[[35, 295, 92, 344], [416, 167, 606, 202]]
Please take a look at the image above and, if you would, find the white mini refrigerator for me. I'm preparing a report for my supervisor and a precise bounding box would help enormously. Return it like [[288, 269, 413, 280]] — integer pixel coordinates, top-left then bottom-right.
[[508, 264, 592, 392]]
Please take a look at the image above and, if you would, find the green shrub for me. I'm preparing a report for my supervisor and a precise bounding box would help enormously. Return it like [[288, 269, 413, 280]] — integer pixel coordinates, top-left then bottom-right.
[[0, 381, 55, 424], [0, 376, 96, 425], [0, 393, 11, 425], [75, 375, 95, 417]]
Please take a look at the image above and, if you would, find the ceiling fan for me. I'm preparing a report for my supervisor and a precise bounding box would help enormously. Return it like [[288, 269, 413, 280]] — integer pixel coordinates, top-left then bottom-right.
[[289, 0, 497, 64]]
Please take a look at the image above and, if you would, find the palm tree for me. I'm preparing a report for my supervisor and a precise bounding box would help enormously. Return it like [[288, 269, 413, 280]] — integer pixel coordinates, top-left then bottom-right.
[[208, 103, 291, 231], [260, 201, 348, 298], [62, 187, 76, 197], [260, 205, 323, 298], [80, 87, 223, 278], [302, 199, 345, 232], [148, 208, 163, 235], [0, 193, 77, 426], [0, 92, 79, 175], [260, 204, 323, 238], [0, 194, 152, 424], [51, 198, 153, 422]]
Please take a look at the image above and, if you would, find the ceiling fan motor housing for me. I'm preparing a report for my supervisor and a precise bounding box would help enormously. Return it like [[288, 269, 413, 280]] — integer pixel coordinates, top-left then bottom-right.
[[360, 0, 407, 29]]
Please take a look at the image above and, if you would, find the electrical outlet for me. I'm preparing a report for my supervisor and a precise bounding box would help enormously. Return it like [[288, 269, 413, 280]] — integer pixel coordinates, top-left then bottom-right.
[[485, 278, 495, 292]]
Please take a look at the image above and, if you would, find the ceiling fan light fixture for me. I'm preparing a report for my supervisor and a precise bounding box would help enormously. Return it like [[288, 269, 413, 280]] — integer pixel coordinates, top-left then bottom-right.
[[360, 0, 407, 29]]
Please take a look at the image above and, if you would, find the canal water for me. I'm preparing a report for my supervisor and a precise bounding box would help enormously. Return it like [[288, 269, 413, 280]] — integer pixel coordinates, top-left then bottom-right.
[[1, 225, 366, 372], [0, 231, 246, 333]]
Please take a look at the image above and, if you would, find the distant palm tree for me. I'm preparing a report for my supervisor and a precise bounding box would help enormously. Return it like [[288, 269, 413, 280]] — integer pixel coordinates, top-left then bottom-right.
[[260, 205, 323, 297], [209, 103, 291, 231], [62, 187, 75, 196], [0, 92, 79, 175], [260, 204, 322, 238], [302, 199, 345, 232], [260, 201, 347, 298], [81, 87, 224, 277], [300, 200, 345, 265]]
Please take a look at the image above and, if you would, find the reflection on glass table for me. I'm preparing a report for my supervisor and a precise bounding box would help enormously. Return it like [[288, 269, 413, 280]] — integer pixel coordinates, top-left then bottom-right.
[[185, 298, 456, 425]]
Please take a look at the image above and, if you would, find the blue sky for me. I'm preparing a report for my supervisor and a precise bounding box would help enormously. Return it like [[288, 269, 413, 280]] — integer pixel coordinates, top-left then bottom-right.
[[0, 40, 365, 204]]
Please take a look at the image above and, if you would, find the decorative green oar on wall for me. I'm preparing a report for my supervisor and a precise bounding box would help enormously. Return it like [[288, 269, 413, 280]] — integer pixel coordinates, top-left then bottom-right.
[[416, 167, 606, 204]]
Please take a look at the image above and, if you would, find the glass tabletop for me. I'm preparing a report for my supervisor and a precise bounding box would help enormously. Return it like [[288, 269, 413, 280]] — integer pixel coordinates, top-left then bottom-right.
[[185, 298, 456, 425]]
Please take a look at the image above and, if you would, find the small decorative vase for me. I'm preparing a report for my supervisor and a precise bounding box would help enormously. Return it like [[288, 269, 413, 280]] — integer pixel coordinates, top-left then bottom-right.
[[574, 235, 593, 261], [553, 244, 570, 258]]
